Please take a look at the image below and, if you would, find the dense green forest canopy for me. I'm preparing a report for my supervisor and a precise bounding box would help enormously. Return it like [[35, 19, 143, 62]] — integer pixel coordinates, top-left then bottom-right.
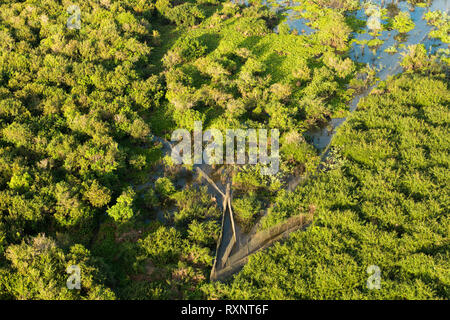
[[0, 0, 448, 299]]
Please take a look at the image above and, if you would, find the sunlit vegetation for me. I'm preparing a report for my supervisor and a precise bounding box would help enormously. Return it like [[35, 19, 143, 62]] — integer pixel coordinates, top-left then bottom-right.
[[205, 57, 449, 300], [424, 10, 450, 43], [0, 0, 448, 300], [390, 11, 415, 33]]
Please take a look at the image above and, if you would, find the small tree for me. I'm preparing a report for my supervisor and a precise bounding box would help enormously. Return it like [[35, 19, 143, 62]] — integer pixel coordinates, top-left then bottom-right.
[[155, 177, 176, 205], [84, 180, 111, 208], [392, 12, 415, 34], [107, 187, 136, 222]]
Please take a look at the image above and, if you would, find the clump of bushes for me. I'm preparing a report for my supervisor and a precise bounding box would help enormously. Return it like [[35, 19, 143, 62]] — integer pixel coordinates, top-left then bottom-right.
[[232, 193, 262, 233], [314, 11, 351, 50], [235, 17, 270, 37], [156, 0, 205, 27], [424, 10, 450, 43], [155, 177, 176, 202], [232, 164, 283, 194], [209, 55, 450, 300], [107, 187, 136, 223], [400, 44, 431, 71], [171, 185, 221, 225], [322, 52, 355, 78], [280, 130, 319, 173], [187, 220, 220, 247]]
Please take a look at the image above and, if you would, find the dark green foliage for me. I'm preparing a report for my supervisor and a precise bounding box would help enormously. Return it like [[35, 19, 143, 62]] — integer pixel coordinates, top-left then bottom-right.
[[156, 0, 205, 26], [171, 185, 221, 225], [174, 37, 208, 61], [188, 220, 220, 247], [232, 193, 262, 232]]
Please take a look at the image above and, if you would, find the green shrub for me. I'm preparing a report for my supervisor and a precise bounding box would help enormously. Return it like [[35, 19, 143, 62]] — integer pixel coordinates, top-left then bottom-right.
[[172, 186, 220, 225], [400, 44, 431, 71], [155, 177, 176, 200], [278, 22, 291, 35], [144, 188, 159, 209], [391, 11, 415, 33], [187, 220, 220, 247], [168, 3, 205, 27], [107, 187, 136, 223], [281, 131, 318, 171], [235, 17, 270, 37], [138, 226, 184, 265], [174, 37, 207, 61], [424, 10, 450, 43], [232, 193, 262, 232]]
